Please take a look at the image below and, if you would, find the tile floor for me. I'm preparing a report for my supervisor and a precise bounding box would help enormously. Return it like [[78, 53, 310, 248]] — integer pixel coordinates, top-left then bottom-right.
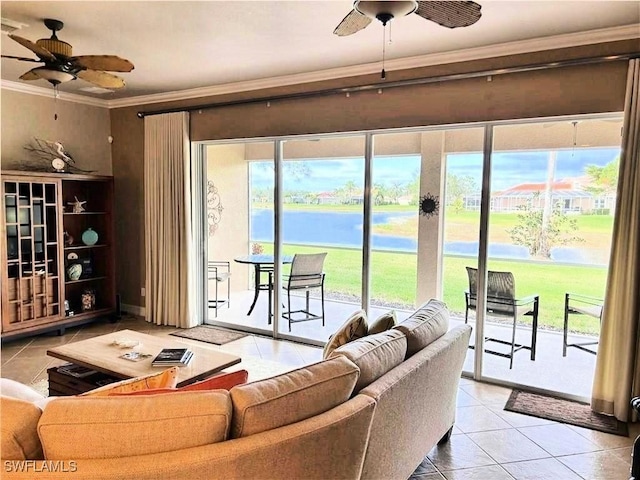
[[0, 314, 635, 480]]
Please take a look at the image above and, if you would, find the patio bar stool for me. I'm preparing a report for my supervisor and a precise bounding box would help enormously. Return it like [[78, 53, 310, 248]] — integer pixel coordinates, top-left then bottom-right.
[[563, 292, 603, 356]]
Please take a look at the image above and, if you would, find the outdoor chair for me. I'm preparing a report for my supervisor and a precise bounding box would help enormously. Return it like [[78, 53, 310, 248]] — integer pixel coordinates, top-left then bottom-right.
[[464, 266, 539, 369], [563, 292, 603, 356], [207, 261, 231, 317], [282, 253, 327, 332]]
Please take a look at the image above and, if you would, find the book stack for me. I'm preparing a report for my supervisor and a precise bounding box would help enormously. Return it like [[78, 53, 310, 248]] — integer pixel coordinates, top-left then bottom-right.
[[151, 348, 193, 367]]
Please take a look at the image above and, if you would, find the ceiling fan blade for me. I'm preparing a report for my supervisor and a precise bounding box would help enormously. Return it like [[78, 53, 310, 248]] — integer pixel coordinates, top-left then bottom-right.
[[333, 9, 373, 36], [77, 69, 125, 89], [415, 1, 482, 28], [1, 55, 41, 63], [71, 55, 135, 72], [19, 69, 43, 81], [8, 34, 57, 62]]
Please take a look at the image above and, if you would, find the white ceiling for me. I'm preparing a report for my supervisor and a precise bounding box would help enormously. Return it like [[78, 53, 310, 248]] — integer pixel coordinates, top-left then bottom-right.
[[1, 1, 639, 104]]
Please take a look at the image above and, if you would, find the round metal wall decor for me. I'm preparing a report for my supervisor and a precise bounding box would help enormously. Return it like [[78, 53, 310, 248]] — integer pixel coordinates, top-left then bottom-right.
[[207, 180, 223, 236], [419, 193, 440, 218]]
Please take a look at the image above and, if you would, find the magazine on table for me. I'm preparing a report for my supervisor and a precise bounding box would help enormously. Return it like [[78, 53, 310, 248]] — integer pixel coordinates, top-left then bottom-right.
[[152, 348, 193, 366]]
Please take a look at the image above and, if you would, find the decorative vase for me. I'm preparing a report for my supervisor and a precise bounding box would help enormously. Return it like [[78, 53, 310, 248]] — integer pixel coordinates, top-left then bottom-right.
[[67, 263, 82, 281], [82, 227, 98, 246]]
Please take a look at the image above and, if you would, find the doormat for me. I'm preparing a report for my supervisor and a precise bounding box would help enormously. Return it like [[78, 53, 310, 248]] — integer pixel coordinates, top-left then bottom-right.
[[505, 389, 628, 437], [170, 326, 248, 345]]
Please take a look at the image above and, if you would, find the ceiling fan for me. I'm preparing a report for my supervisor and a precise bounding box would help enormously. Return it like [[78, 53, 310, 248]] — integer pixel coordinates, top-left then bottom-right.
[[1, 18, 134, 89], [334, 0, 482, 36]]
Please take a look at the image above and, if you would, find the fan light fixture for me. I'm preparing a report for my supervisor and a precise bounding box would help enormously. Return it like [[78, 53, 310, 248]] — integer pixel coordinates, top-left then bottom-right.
[[31, 67, 75, 85], [355, 1, 418, 25]]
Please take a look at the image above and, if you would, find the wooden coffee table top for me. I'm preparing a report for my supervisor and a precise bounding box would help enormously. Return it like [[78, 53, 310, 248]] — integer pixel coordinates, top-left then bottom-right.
[[47, 329, 241, 387]]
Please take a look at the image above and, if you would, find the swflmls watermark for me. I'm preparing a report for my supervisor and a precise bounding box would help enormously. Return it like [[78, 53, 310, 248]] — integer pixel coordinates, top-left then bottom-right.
[[4, 460, 78, 473]]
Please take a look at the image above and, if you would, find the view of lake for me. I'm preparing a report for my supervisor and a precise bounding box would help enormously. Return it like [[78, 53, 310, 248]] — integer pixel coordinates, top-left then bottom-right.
[[251, 209, 597, 264]]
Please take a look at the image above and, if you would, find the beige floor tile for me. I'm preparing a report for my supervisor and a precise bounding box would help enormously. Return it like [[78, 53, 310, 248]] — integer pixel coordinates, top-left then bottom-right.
[[428, 434, 496, 471], [412, 456, 439, 475], [501, 458, 582, 480], [459, 378, 475, 386], [443, 465, 513, 479], [467, 430, 550, 464], [0, 345, 26, 364], [1, 357, 50, 384], [457, 389, 482, 407], [414, 474, 446, 480], [610, 446, 632, 466], [485, 404, 555, 428], [557, 450, 631, 480], [517, 424, 601, 456], [460, 383, 513, 406], [567, 424, 634, 449], [455, 405, 513, 433]]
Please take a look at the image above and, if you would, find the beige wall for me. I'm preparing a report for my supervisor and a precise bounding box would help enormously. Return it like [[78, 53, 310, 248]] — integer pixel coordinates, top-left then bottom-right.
[[1, 89, 112, 174], [206, 144, 250, 293]]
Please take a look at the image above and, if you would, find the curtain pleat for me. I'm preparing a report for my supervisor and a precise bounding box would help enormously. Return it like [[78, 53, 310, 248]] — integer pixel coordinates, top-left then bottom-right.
[[144, 112, 196, 328], [591, 59, 640, 421]]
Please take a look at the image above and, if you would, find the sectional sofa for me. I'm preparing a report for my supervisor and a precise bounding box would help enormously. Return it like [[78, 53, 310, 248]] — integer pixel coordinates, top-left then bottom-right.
[[1, 299, 471, 480]]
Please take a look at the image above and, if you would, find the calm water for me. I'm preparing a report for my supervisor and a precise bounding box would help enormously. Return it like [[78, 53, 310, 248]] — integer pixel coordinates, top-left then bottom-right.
[[251, 209, 594, 264]]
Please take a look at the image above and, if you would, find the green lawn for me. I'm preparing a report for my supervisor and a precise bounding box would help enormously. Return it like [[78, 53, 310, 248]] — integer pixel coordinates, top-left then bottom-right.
[[259, 243, 605, 335]]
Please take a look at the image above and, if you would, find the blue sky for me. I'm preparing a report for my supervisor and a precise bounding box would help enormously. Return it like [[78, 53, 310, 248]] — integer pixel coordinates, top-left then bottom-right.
[[251, 147, 620, 192]]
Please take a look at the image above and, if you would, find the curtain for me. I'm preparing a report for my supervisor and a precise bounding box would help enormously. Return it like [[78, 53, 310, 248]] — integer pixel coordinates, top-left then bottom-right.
[[144, 112, 197, 328], [591, 59, 640, 421]]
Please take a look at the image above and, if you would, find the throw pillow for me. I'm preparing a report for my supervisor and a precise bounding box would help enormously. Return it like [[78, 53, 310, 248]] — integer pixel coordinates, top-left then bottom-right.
[[393, 299, 449, 358], [38, 391, 231, 459], [0, 378, 46, 403], [329, 329, 407, 392], [79, 367, 179, 397], [0, 396, 44, 460], [112, 369, 249, 396], [322, 309, 368, 359], [229, 355, 360, 438], [368, 310, 397, 335]]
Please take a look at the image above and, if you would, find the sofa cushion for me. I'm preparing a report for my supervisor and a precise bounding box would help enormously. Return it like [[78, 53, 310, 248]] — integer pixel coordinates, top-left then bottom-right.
[[38, 391, 231, 459], [0, 396, 43, 460], [393, 299, 449, 358], [229, 355, 360, 438], [322, 309, 368, 359], [79, 366, 179, 396], [329, 329, 407, 392], [368, 310, 397, 335], [113, 370, 249, 396]]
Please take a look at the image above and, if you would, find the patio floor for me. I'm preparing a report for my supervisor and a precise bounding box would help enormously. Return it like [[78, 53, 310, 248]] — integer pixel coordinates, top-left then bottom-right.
[[208, 290, 598, 399]]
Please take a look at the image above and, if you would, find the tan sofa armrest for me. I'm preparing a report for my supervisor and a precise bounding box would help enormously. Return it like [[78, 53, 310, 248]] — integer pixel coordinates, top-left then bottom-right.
[[2, 395, 376, 480]]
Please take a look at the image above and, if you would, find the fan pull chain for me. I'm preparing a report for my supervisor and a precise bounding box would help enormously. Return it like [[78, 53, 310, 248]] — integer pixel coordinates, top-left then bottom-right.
[[381, 24, 387, 80], [53, 85, 59, 121]]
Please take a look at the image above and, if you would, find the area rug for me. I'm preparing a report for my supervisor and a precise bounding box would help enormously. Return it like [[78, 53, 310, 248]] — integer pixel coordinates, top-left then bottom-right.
[[505, 389, 628, 436], [170, 326, 248, 345]]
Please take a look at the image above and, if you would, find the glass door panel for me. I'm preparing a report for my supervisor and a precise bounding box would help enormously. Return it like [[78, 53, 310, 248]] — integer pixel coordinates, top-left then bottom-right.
[[279, 136, 365, 343], [205, 141, 276, 336], [440, 127, 486, 376], [369, 131, 421, 323], [484, 117, 622, 397]]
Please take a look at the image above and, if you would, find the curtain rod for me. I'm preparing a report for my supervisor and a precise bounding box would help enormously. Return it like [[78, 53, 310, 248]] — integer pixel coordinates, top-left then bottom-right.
[[137, 53, 637, 118]]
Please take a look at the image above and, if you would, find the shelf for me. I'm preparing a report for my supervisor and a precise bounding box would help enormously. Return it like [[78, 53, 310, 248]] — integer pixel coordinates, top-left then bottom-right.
[[64, 244, 108, 250], [63, 307, 113, 321], [65, 276, 107, 285]]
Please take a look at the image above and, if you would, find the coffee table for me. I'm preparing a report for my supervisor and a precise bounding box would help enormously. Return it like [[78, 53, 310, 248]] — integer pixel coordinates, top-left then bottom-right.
[[46, 329, 241, 395]]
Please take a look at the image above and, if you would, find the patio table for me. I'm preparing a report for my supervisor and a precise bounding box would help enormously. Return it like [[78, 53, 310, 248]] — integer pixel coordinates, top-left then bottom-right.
[[234, 254, 293, 324]]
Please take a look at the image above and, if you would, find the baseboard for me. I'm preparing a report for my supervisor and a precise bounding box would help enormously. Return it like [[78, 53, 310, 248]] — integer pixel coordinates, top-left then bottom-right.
[[121, 303, 146, 317]]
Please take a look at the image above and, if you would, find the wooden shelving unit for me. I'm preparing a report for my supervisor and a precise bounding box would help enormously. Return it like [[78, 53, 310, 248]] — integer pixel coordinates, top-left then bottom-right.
[[1, 171, 116, 340]]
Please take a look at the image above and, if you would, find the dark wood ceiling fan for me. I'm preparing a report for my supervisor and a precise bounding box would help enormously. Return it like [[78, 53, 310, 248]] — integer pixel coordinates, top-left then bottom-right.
[[1, 18, 134, 89], [334, 0, 482, 36]]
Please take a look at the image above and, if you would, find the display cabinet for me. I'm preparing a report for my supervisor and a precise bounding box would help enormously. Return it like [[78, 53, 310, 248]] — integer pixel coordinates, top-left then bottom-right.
[[1, 171, 115, 339]]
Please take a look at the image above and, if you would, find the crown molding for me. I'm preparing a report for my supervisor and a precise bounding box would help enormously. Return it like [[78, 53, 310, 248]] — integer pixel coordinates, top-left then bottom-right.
[[107, 24, 639, 109], [1, 80, 109, 108], [3, 24, 638, 110]]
